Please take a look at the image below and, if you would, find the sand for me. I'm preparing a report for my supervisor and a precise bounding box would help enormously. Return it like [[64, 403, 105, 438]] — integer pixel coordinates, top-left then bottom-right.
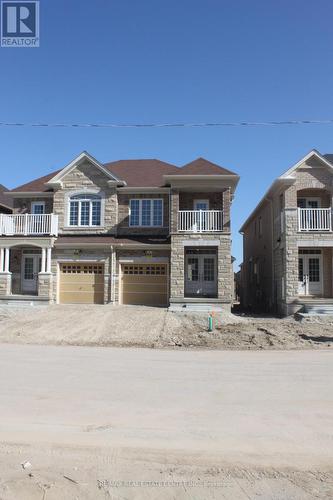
[[0, 303, 333, 350]]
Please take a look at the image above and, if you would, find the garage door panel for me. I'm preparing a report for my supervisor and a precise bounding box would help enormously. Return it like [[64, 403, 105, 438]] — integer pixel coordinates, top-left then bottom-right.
[[60, 283, 105, 292], [122, 263, 168, 307], [122, 292, 167, 306], [60, 263, 104, 304], [124, 283, 167, 294], [60, 291, 104, 305]]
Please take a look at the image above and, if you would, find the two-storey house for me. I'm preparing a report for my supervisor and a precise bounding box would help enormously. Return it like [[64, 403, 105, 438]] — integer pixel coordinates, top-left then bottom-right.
[[0, 152, 239, 310], [240, 149, 333, 315]]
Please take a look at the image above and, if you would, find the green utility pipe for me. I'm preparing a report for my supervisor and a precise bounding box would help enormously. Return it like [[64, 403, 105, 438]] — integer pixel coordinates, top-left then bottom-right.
[[208, 315, 213, 332]]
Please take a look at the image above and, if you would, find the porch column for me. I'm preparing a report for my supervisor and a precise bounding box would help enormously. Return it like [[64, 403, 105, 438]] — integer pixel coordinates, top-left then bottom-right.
[[46, 247, 52, 273], [4, 248, 10, 273], [41, 248, 46, 273], [0, 248, 4, 272], [0, 248, 12, 296]]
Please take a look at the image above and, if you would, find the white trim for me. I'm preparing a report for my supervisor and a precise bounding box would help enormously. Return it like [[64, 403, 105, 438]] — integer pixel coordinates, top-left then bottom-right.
[[129, 198, 164, 227], [45, 151, 125, 187], [239, 149, 333, 233], [31, 201, 46, 214], [280, 149, 333, 179], [297, 197, 321, 208], [119, 257, 169, 263], [66, 191, 105, 228], [182, 239, 220, 247], [298, 251, 323, 296], [193, 199, 209, 210]]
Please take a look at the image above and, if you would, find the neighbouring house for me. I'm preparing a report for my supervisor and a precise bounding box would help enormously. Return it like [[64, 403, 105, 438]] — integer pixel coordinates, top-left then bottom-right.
[[0, 184, 13, 214], [0, 152, 239, 309], [240, 149, 333, 316]]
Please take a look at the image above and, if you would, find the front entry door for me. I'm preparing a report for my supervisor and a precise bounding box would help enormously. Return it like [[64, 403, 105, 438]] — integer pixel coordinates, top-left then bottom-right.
[[185, 253, 217, 297], [298, 254, 322, 295], [22, 255, 41, 294]]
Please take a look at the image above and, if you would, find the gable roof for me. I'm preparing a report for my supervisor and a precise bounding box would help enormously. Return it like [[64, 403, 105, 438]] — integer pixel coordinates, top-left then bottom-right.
[[11, 170, 62, 192], [279, 149, 333, 178], [104, 159, 179, 187], [46, 151, 122, 187], [0, 184, 13, 209], [9, 155, 238, 192], [239, 149, 333, 233], [174, 157, 238, 176]]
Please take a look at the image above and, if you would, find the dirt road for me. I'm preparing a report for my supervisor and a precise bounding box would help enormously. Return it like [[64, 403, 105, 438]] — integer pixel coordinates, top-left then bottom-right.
[[0, 345, 332, 498]]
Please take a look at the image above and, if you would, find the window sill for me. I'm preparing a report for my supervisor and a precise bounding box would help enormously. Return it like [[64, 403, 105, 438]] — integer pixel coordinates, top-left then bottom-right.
[[63, 226, 105, 231]]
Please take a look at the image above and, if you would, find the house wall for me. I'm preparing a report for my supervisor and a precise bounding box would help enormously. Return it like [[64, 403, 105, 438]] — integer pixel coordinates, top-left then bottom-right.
[[117, 193, 169, 235], [53, 162, 117, 234], [242, 157, 333, 316], [13, 197, 53, 214], [170, 233, 233, 309], [241, 200, 273, 311]]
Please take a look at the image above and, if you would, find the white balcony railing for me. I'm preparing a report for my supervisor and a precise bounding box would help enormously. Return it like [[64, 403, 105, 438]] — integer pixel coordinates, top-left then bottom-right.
[[0, 213, 59, 236], [178, 210, 223, 232], [298, 208, 332, 232]]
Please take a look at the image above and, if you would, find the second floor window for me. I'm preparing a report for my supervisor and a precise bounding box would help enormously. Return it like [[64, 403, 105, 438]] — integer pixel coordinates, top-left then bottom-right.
[[129, 199, 163, 227], [69, 194, 102, 226]]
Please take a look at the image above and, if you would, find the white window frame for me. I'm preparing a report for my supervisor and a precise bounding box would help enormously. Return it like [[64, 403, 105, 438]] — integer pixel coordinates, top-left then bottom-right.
[[298, 197, 321, 208], [129, 198, 163, 227], [193, 199, 209, 210], [31, 201, 45, 214], [68, 193, 103, 227]]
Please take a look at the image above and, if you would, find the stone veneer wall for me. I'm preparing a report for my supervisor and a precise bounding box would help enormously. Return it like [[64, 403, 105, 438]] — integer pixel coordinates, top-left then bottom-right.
[[274, 160, 333, 315], [0, 273, 11, 296], [53, 162, 117, 234], [38, 273, 53, 299], [170, 233, 233, 309]]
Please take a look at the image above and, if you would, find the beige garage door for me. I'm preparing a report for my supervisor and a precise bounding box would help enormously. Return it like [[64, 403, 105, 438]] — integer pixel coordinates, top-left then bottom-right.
[[60, 263, 104, 304], [122, 263, 168, 306]]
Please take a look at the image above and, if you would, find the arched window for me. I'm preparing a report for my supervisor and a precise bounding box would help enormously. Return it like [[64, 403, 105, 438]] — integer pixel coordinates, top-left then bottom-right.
[[69, 194, 102, 226]]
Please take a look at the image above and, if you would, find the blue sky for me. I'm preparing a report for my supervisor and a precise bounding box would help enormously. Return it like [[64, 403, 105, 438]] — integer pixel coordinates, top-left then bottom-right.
[[1, 0, 333, 266]]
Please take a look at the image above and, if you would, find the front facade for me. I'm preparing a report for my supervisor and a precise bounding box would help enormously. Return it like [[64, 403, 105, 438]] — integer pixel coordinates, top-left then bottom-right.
[[0, 152, 239, 310], [240, 149, 333, 316]]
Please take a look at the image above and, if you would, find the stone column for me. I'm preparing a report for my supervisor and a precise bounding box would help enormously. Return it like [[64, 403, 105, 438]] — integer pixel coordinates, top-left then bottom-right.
[[170, 189, 179, 233], [222, 188, 231, 231], [38, 247, 53, 301]]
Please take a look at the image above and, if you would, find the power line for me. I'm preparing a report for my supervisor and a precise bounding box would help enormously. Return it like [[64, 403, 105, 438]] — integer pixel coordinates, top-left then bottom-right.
[[1, 119, 333, 128], [0, 119, 332, 129]]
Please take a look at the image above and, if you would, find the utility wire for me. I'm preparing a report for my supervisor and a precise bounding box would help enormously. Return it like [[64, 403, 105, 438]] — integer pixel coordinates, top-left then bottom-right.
[[0, 119, 333, 129]]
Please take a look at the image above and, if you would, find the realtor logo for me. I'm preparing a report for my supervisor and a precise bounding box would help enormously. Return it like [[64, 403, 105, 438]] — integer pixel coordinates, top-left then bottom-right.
[[1, 1, 39, 47]]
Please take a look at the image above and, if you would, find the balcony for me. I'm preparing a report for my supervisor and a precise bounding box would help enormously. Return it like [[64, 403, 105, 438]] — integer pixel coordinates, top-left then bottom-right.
[[0, 214, 58, 236], [298, 208, 332, 232], [178, 210, 223, 232]]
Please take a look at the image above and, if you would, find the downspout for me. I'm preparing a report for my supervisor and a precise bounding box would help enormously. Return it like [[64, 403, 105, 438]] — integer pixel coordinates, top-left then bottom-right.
[[110, 245, 115, 305]]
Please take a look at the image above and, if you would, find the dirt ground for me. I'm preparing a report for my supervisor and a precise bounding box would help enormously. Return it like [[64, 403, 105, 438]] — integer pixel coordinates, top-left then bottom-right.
[[0, 304, 333, 349]]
